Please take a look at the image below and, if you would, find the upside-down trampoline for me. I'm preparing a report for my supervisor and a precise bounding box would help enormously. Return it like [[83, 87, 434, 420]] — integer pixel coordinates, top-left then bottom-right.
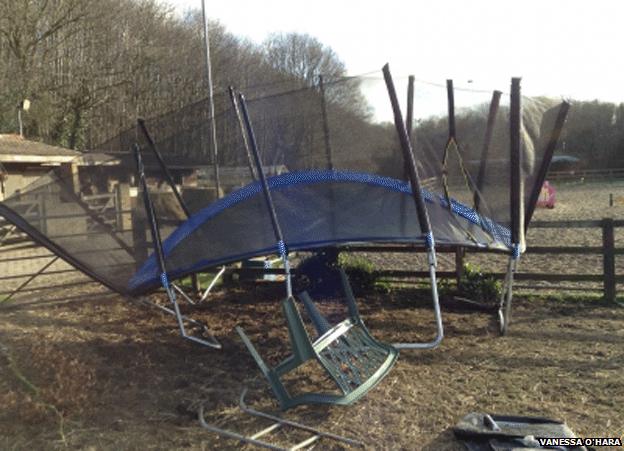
[[0, 65, 569, 414]]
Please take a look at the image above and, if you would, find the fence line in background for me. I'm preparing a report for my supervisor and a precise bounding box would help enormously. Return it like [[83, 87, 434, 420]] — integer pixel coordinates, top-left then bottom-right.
[[1, 218, 621, 304], [548, 168, 624, 182], [232, 218, 622, 302]]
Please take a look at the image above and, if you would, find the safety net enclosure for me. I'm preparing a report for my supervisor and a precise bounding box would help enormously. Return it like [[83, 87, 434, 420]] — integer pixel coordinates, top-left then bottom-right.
[[0, 68, 568, 296]]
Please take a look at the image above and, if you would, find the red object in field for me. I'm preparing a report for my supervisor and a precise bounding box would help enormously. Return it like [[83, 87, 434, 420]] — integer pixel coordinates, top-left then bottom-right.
[[536, 180, 556, 208]]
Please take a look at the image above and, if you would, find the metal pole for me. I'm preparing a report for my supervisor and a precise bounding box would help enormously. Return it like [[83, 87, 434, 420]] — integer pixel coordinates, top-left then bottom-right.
[[318, 75, 334, 170], [404, 75, 415, 181], [201, 0, 221, 198], [132, 143, 221, 348], [524, 101, 570, 230], [446, 79, 456, 140], [474, 90, 502, 212], [400, 75, 416, 236], [238, 93, 292, 299], [137, 119, 191, 218], [510, 78, 524, 250], [382, 65, 432, 237], [383, 64, 443, 350], [318, 75, 337, 238], [227, 86, 257, 181], [441, 80, 457, 211]]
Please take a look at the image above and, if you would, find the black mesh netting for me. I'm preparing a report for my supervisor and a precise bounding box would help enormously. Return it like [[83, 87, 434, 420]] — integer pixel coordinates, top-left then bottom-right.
[[0, 70, 568, 294]]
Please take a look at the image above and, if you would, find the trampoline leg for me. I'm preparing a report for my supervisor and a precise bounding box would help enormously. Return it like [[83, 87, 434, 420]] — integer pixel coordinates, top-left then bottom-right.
[[498, 256, 517, 336], [394, 249, 444, 350], [170, 266, 226, 305], [167, 286, 222, 348], [139, 289, 222, 349], [198, 266, 226, 302], [173, 283, 197, 305]]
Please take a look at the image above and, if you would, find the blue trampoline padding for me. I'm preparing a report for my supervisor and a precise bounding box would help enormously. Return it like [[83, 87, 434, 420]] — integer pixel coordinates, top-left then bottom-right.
[[128, 169, 511, 293]]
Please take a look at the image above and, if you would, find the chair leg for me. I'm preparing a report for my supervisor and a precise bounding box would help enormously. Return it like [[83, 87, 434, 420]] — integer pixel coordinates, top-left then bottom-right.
[[235, 326, 291, 408]]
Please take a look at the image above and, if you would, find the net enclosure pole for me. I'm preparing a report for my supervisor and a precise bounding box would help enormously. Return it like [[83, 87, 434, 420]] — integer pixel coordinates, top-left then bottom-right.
[[399, 75, 416, 236], [446, 79, 456, 140], [201, 0, 221, 198], [132, 143, 221, 348], [318, 75, 334, 170], [132, 144, 168, 285], [318, 75, 337, 237], [137, 118, 200, 293], [474, 90, 502, 212], [441, 79, 456, 209], [499, 77, 524, 336], [382, 63, 443, 350], [227, 86, 257, 181], [382, 65, 431, 238], [510, 77, 524, 250], [137, 118, 191, 218], [523, 101, 570, 230], [237, 92, 293, 299], [405, 75, 415, 178], [406, 76, 415, 142]]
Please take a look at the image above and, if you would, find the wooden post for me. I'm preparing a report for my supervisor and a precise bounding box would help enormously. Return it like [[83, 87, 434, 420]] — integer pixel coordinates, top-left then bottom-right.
[[455, 246, 465, 286], [602, 218, 616, 303]]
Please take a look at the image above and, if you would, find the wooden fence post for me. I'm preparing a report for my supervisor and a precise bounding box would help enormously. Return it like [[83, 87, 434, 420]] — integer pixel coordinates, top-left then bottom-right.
[[455, 246, 465, 286], [602, 218, 616, 303]]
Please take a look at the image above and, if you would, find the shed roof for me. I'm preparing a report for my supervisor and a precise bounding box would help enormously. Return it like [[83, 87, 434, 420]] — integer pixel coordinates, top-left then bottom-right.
[[0, 134, 81, 163]]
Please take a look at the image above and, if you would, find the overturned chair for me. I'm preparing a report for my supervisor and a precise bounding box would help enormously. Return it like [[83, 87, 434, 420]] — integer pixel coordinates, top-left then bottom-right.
[[236, 269, 398, 410]]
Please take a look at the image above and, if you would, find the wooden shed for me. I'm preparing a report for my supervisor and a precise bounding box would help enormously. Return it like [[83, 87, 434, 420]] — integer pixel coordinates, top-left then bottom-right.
[[0, 134, 82, 201]]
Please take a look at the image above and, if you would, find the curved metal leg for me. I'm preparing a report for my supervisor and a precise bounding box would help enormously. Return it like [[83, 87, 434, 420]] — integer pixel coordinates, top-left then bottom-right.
[[394, 248, 444, 350], [166, 286, 222, 348], [138, 290, 222, 349], [498, 256, 517, 336]]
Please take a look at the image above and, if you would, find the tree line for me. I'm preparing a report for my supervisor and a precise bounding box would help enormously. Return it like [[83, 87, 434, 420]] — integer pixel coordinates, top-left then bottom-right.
[[0, 0, 347, 151]]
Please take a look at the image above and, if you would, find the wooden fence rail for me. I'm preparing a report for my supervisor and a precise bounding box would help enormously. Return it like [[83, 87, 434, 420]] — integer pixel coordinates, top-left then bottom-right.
[[548, 168, 624, 181], [1, 219, 621, 303], [232, 218, 623, 302], [372, 219, 621, 302]]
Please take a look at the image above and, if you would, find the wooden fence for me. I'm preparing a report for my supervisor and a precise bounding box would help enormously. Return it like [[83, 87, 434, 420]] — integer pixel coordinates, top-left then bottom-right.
[[235, 218, 623, 303], [1, 218, 621, 304], [548, 168, 624, 182]]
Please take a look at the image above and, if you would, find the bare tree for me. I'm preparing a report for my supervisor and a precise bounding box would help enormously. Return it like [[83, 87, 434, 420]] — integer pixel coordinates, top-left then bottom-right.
[[263, 32, 346, 86]]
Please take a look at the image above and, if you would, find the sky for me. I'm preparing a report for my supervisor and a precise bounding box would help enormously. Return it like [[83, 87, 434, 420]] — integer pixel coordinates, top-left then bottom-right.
[[167, 0, 623, 104]]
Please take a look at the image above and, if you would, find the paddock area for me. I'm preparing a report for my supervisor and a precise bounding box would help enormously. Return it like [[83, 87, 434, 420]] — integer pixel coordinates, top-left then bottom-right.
[[0, 283, 622, 450]]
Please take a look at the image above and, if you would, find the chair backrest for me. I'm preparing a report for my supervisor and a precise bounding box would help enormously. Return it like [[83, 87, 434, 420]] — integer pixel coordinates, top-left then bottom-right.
[[298, 268, 362, 337], [281, 296, 317, 364]]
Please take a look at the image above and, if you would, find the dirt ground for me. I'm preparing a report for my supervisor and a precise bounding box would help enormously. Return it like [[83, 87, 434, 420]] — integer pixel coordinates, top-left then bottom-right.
[[0, 282, 622, 450]]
